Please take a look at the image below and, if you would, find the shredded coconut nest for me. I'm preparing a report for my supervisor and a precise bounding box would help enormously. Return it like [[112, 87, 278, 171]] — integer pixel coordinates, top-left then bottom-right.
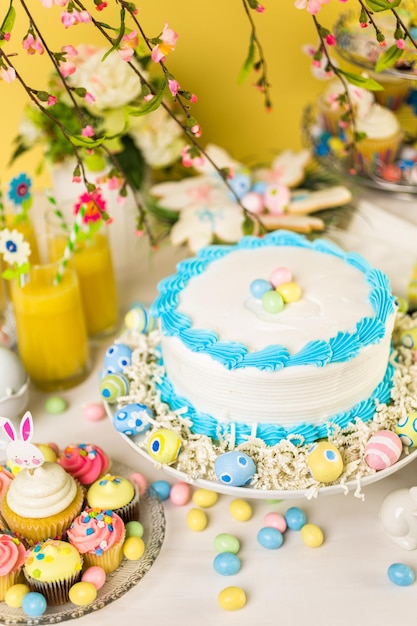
[[113, 312, 417, 499]]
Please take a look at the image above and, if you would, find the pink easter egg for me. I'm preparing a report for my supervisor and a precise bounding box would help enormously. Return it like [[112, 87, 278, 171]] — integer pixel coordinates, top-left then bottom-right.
[[83, 403, 106, 422], [264, 512, 287, 533], [81, 566, 106, 590], [170, 481, 192, 506], [364, 430, 403, 471], [241, 191, 265, 214], [270, 267, 293, 288], [130, 472, 147, 495]]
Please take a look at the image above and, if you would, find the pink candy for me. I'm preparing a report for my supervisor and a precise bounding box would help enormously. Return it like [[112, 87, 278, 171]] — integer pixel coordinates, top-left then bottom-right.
[[82, 566, 106, 590], [264, 512, 287, 533], [270, 267, 293, 288], [129, 472, 147, 495], [83, 403, 106, 422], [170, 481, 192, 506]]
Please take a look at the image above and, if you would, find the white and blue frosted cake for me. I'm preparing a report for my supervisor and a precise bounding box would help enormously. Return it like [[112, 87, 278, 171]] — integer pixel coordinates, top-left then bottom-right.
[[151, 230, 397, 447]]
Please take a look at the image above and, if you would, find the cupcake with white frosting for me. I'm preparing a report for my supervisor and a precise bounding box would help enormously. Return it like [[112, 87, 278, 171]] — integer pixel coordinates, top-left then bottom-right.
[[318, 78, 375, 136], [0, 462, 84, 546]]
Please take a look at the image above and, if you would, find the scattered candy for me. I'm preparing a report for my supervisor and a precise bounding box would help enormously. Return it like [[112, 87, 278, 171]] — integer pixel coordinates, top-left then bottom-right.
[[214, 533, 241, 554], [396, 412, 417, 447], [81, 566, 106, 590], [103, 343, 133, 375], [251, 268, 302, 314], [147, 428, 182, 465], [387, 563, 415, 587], [99, 373, 130, 403], [262, 289, 285, 314], [269, 266, 293, 287], [264, 512, 287, 533], [229, 499, 253, 522], [123, 536, 145, 560], [214, 451, 256, 487], [83, 403, 106, 422], [69, 581, 97, 606], [186, 508, 208, 532], [257, 526, 284, 550], [213, 552, 241, 576], [125, 520, 144, 539], [170, 481, 192, 506], [129, 472, 147, 495], [21, 592, 47, 617], [150, 480, 171, 501], [300, 523, 324, 548], [218, 586, 247, 611], [192, 488, 219, 508], [276, 281, 302, 303], [44, 395, 67, 415], [4, 584, 30, 608], [307, 441, 344, 483], [364, 430, 403, 471], [285, 507, 306, 531], [113, 403, 153, 435]]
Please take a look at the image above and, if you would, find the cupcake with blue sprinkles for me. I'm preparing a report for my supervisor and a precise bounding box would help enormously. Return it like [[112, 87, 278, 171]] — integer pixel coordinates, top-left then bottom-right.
[[86, 474, 139, 524]]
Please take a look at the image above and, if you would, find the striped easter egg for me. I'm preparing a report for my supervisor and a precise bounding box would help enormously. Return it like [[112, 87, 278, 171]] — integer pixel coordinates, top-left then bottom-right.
[[364, 430, 403, 471]]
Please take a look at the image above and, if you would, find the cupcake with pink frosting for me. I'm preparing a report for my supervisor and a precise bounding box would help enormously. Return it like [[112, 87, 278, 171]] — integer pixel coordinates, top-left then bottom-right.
[[67, 507, 125, 573], [0, 532, 26, 600], [0, 466, 14, 502], [58, 443, 110, 486]]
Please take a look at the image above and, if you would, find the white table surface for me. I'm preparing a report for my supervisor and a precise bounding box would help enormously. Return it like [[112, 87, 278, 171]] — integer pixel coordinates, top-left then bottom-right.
[[10, 193, 417, 626]]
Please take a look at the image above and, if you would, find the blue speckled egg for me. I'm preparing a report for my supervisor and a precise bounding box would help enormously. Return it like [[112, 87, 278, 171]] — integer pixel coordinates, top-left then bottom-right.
[[99, 373, 129, 403], [227, 172, 251, 199], [387, 563, 415, 586], [213, 552, 241, 576], [400, 328, 417, 349], [113, 403, 153, 435], [396, 412, 417, 447], [257, 527, 284, 550], [103, 343, 133, 375], [214, 451, 256, 487]]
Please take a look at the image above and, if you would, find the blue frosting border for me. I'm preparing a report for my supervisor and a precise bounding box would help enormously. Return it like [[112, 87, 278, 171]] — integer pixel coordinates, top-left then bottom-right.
[[151, 230, 396, 370]]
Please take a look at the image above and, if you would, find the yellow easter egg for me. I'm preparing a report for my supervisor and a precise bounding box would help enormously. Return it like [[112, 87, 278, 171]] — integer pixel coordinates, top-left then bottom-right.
[[69, 582, 97, 606], [307, 441, 343, 483], [186, 508, 208, 532], [192, 488, 219, 508], [218, 586, 247, 611], [400, 328, 417, 349], [275, 281, 302, 303], [36, 443, 57, 463], [123, 536, 145, 560], [4, 584, 30, 608], [396, 412, 417, 447], [147, 428, 182, 465], [229, 499, 253, 522], [300, 523, 324, 548]]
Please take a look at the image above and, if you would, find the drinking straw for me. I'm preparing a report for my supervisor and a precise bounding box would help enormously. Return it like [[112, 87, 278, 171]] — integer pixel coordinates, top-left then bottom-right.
[[54, 203, 86, 284], [0, 180, 6, 229], [45, 189, 69, 232]]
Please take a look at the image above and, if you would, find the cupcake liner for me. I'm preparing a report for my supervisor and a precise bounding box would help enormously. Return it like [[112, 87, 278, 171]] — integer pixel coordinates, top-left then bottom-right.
[[354, 130, 403, 175], [83, 529, 126, 574], [374, 80, 412, 111], [24, 568, 82, 606], [0, 570, 23, 601], [1, 481, 85, 546], [113, 483, 140, 524]]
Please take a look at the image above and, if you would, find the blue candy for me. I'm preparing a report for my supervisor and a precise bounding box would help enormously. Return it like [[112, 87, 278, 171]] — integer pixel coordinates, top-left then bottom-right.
[[113, 402, 153, 435], [257, 527, 284, 550], [387, 563, 415, 586], [150, 480, 172, 501], [227, 172, 251, 199], [214, 451, 256, 487], [285, 507, 306, 530], [22, 592, 47, 617], [250, 279, 271, 300], [213, 552, 241, 576], [103, 343, 133, 375]]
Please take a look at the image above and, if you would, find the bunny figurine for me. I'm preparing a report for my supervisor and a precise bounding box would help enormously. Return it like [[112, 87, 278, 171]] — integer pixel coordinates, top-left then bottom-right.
[[0, 411, 44, 471], [379, 487, 417, 550]]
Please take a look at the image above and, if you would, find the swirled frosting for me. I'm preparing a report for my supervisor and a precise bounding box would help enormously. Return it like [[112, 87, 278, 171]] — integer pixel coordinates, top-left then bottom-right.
[[5, 462, 77, 519], [0, 466, 14, 500], [67, 508, 125, 555], [0, 533, 26, 575], [24, 539, 82, 582], [58, 443, 109, 486]]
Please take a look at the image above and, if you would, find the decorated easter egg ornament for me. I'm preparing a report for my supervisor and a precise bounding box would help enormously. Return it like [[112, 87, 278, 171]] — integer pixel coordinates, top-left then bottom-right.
[[125, 302, 157, 334], [113, 403, 153, 435], [400, 328, 417, 349], [99, 373, 129, 403], [103, 343, 132, 375], [147, 428, 182, 464], [214, 450, 256, 487], [396, 412, 417, 447], [364, 430, 403, 471], [307, 441, 343, 483]]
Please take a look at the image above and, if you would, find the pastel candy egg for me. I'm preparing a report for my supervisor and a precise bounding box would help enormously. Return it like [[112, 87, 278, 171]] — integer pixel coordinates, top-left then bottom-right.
[[21, 592, 47, 617], [301, 523, 324, 547], [264, 512, 287, 533], [125, 303, 157, 333], [228, 172, 251, 199], [150, 479, 171, 501], [81, 566, 106, 590], [4, 584, 30, 608], [276, 281, 302, 303], [123, 536, 145, 560], [83, 403, 106, 422], [103, 343, 132, 375], [214, 533, 240, 554], [218, 586, 247, 611], [241, 191, 264, 214], [99, 373, 129, 403], [213, 552, 241, 576], [285, 507, 306, 531], [229, 499, 253, 521], [192, 488, 219, 508], [125, 520, 144, 539], [214, 451, 256, 487], [170, 481, 192, 506], [261, 289, 285, 314], [250, 278, 271, 300], [186, 508, 208, 532], [69, 581, 97, 606], [396, 412, 417, 447], [307, 441, 344, 483], [364, 430, 403, 470], [387, 563, 415, 586], [147, 428, 182, 465], [269, 267, 293, 287], [45, 395, 68, 414], [129, 472, 147, 495], [257, 527, 284, 549], [113, 402, 153, 435], [400, 328, 417, 349]]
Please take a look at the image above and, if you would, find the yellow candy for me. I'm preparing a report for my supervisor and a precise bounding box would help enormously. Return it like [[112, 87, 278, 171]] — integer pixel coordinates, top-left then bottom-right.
[[123, 536, 145, 560], [4, 584, 30, 608], [35, 443, 57, 463], [229, 499, 253, 522], [300, 523, 324, 548], [147, 428, 182, 465], [307, 441, 343, 483], [275, 281, 302, 303], [186, 508, 208, 531], [69, 581, 97, 606], [192, 488, 219, 508], [218, 586, 247, 611]]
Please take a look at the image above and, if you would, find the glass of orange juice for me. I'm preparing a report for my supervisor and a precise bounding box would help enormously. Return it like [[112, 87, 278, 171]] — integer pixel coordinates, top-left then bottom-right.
[[10, 236, 91, 391]]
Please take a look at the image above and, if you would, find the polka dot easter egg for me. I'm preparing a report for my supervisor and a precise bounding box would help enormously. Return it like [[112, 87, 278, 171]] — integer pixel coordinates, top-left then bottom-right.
[[307, 441, 343, 483], [396, 412, 417, 447], [214, 451, 256, 487], [147, 428, 182, 465], [103, 343, 132, 375], [364, 430, 403, 471], [113, 403, 153, 435]]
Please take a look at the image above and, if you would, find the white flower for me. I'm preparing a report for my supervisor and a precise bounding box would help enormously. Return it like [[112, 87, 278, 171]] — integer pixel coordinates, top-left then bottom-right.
[[0, 229, 31, 266], [129, 108, 186, 168], [18, 117, 42, 148], [68, 46, 146, 111]]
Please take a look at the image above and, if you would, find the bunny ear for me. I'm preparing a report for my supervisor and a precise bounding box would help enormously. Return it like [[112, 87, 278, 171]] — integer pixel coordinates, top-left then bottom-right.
[[0, 418, 16, 442], [20, 412, 33, 442]]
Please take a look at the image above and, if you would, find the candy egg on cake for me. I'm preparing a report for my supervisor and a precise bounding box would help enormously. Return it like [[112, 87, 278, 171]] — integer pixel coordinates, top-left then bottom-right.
[[214, 451, 256, 487], [364, 430, 403, 471], [113, 403, 153, 435]]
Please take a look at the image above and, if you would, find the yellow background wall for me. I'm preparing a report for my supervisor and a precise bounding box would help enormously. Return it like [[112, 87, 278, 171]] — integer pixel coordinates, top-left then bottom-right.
[[0, 1, 345, 189]]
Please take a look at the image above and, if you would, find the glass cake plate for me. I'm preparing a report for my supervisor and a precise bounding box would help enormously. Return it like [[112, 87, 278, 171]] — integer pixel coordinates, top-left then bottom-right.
[[0, 461, 165, 625], [105, 408, 417, 500]]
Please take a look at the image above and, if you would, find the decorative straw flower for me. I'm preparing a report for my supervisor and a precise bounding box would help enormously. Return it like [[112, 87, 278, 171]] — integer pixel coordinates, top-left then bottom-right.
[[0, 229, 31, 270], [7, 173, 32, 206], [74, 189, 107, 223]]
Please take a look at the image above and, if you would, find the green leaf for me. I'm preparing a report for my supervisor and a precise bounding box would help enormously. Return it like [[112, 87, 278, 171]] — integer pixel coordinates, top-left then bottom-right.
[[70, 135, 107, 148], [0, 3, 16, 47], [374, 44, 404, 72], [126, 80, 166, 117], [102, 7, 126, 61], [242, 215, 255, 235], [365, 0, 401, 11], [238, 35, 255, 85], [338, 69, 384, 91]]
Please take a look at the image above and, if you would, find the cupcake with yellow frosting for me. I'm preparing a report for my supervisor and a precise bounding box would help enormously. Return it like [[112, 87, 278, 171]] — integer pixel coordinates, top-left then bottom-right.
[[1, 462, 84, 546], [24, 539, 83, 605], [86, 474, 139, 524], [67, 508, 125, 573], [0, 532, 26, 600]]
